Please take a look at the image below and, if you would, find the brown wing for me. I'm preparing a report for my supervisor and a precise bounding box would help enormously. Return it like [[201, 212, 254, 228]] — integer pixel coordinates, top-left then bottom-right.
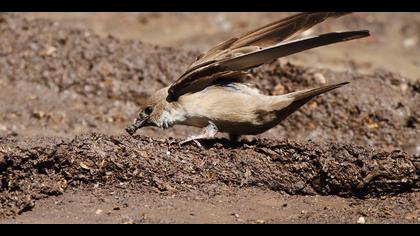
[[184, 12, 349, 76], [169, 71, 252, 99], [168, 12, 367, 101]]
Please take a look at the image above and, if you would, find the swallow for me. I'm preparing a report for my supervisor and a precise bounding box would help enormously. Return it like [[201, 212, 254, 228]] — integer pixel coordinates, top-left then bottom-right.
[[126, 12, 370, 146]]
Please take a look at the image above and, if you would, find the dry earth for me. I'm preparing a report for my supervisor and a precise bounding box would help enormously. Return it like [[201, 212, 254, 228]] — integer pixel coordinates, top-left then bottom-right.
[[0, 13, 419, 223]]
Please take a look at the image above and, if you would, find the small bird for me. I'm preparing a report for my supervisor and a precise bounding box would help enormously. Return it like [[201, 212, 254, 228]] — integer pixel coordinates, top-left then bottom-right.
[[126, 12, 370, 146]]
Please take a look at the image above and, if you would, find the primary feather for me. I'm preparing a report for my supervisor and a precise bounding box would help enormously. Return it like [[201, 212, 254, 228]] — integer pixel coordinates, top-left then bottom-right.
[[168, 12, 368, 101]]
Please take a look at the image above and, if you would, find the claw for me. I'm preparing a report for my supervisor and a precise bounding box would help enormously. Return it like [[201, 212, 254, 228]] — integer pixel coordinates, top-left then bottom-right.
[[179, 138, 202, 147], [179, 121, 217, 148]]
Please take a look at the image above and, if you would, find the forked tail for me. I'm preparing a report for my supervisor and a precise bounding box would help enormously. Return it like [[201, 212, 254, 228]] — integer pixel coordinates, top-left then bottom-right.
[[287, 81, 349, 101], [274, 81, 349, 122]]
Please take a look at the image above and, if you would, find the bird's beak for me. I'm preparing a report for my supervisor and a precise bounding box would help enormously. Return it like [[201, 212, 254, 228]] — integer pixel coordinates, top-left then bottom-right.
[[125, 117, 146, 136]]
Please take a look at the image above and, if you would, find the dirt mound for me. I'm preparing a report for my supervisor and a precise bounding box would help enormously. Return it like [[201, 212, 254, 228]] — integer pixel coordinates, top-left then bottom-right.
[[0, 14, 419, 220], [0, 133, 419, 217]]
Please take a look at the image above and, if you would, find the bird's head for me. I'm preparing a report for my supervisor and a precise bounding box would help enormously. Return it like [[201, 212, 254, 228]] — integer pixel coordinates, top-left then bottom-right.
[[125, 87, 172, 136]]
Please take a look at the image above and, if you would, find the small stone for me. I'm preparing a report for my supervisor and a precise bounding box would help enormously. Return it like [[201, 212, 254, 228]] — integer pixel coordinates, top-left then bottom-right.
[[95, 209, 103, 215], [106, 117, 115, 123], [40, 45, 57, 56], [400, 83, 408, 93], [314, 73, 327, 84], [32, 111, 49, 119], [357, 216, 366, 224], [0, 124, 7, 132], [403, 37, 418, 48], [54, 200, 63, 205], [256, 219, 265, 224], [79, 162, 91, 170], [122, 217, 134, 224], [365, 117, 379, 129]]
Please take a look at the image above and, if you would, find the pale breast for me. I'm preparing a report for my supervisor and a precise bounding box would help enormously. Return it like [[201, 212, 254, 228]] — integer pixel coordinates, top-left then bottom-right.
[[177, 84, 290, 133]]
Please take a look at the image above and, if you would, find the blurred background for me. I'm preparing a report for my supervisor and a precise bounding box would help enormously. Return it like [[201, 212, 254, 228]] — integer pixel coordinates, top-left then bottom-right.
[[22, 12, 420, 79]]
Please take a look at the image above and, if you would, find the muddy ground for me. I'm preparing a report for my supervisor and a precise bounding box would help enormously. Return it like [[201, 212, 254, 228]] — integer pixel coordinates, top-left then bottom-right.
[[0, 13, 419, 223]]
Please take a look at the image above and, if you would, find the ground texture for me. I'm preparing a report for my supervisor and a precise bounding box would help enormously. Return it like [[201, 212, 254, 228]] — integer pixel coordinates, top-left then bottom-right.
[[0, 13, 419, 223]]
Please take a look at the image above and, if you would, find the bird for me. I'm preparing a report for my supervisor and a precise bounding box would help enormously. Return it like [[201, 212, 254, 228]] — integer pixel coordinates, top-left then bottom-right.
[[126, 12, 370, 146]]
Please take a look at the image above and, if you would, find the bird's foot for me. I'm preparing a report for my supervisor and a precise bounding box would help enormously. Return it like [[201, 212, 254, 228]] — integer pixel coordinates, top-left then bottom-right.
[[179, 138, 203, 147], [179, 121, 218, 147]]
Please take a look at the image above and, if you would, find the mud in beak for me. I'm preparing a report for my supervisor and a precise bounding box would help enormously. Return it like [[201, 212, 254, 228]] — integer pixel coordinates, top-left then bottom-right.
[[125, 118, 146, 136]]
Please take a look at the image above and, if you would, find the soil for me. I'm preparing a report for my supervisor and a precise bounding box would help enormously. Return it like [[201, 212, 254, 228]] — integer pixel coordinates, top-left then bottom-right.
[[0, 13, 419, 224]]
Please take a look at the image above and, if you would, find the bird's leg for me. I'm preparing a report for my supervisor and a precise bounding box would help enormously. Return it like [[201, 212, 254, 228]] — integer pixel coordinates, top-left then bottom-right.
[[179, 121, 218, 147]]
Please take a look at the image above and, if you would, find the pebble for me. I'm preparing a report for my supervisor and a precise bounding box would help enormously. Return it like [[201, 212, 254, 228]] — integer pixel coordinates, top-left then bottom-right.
[[122, 217, 134, 224], [400, 83, 408, 93], [79, 162, 91, 170], [256, 219, 265, 224], [95, 209, 103, 215], [40, 45, 57, 56], [403, 37, 418, 48], [314, 73, 327, 84], [357, 216, 366, 224], [0, 124, 7, 132]]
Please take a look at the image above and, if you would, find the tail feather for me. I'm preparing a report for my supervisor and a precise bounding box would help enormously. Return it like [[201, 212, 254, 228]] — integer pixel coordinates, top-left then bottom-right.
[[274, 81, 349, 122], [287, 81, 349, 101]]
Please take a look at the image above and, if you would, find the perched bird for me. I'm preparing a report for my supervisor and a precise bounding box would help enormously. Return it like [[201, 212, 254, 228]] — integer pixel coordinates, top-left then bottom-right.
[[126, 12, 370, 146]]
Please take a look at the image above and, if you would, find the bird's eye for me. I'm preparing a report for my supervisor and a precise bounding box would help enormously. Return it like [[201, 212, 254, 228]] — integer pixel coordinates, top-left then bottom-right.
[[144, 106, 153, 115]]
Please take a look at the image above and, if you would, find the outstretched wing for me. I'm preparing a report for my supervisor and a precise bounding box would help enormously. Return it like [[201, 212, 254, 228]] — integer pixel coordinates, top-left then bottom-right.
[[188, 12, 350, 71], [168, 12, 369, 101]]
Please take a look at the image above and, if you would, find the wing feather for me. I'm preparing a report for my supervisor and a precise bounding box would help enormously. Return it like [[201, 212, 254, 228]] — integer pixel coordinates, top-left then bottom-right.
[[189, 12, 349, 69], [168, 12, 368, 101]]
